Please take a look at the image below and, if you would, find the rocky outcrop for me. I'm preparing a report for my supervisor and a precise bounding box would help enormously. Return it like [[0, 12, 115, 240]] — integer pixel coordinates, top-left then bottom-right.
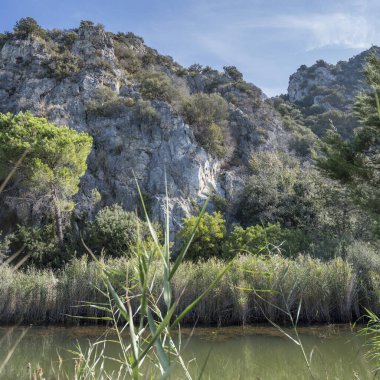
[[285, 46, 380, 139], [0, 22, 288, 232], [288, 46, 380, 109]]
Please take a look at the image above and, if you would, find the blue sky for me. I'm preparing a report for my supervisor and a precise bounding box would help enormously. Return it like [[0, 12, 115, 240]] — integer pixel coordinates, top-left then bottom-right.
[[1, 0, 379, 96]]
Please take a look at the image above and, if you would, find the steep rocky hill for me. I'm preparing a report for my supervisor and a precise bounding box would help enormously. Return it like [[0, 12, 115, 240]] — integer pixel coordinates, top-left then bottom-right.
[[0, 19, 377, 235], [285, 46, 380, 138], [0, 20, 288, 232]]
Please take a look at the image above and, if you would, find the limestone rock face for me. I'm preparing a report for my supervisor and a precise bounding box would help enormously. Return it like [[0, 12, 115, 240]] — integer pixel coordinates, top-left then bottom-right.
[[0, 22, 287, 232], [287, 46, 380, 109], [288, 66, 335, 103]]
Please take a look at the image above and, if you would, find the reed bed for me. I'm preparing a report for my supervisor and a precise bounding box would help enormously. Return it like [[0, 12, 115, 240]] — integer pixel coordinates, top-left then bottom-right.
[[0, 254, 379, 326]]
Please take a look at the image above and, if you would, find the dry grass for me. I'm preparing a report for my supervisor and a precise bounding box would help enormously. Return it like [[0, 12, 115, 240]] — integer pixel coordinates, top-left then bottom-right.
[[0, 254, 378, 326]]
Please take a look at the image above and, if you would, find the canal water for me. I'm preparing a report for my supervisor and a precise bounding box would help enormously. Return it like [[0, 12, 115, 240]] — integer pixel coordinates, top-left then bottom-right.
[[0, 324, 376, 379]]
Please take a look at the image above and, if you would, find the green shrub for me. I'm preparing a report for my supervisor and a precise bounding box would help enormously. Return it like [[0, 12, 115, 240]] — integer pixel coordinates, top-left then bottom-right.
[[79, 20, 95, 29], [142, 51, 157, 66], [0, 32, 12, 50], [13, 17, 45, 39], [11, 224, 60, 267], [62, 31, 77, 49], [222, 222, 311, 258], [237, 151, 318, 228], [114, 43, 142, 74], [87, 86, 132, 117], [176, 67, 188, 77], [347, 242, 380, 307], [182, 92, 228, 127], [134, 99, 160, 124], [43, 51, 82, 80], [88, 204, 148, 257], [177, 211, 226, 260], [139, 71, 176, 102], [223, 65, 243, 81], [223, 223, 282, 258], [188, 63, 203, 75], [181, 93, 229, 157], [0, 232, 13, 261]]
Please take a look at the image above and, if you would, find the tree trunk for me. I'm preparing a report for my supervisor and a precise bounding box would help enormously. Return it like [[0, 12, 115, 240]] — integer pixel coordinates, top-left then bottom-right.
[[52, 190, 64, 247]]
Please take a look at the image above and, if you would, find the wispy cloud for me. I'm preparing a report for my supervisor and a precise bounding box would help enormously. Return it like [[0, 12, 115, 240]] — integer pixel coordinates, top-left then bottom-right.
[[271, 12, 379, 50]]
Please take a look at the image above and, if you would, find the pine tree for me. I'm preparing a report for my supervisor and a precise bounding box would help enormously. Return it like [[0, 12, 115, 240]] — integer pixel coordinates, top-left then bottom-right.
[[0, 112, 92, 246], [317, 55, 380, 231]]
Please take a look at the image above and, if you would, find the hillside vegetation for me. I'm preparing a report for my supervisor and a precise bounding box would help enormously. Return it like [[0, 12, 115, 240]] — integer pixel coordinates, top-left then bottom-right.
[[0, 18, 379, 325]]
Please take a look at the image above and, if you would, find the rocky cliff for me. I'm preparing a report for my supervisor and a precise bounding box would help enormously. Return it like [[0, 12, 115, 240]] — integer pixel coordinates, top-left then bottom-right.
[[286, 46, 380, 138], [0, 21, 288, 232]]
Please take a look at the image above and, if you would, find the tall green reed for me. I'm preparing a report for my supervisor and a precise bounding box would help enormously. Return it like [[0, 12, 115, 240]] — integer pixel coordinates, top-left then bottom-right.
[[65, 178, 234, 379]]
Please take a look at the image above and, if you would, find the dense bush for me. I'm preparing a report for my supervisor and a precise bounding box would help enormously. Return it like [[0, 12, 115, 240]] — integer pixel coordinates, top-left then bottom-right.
[[223, 223, 282, 258], [181, 93, 229, 157], [139, 71, 176, 102], [87, 86, 133, 117], [62, 31, 77, 49], [223, 65, 243, 81], [0, 33, 12, 50], [0, 232, 13, 262], [88, 204, 148, 257], [133, 99, 160, 124], [237, 151, 318, 228], [11, 224, 60, 267], [43, 51, 82, 80], [177, 212, 226, 260], [114, 43, 142, 74], [13, 17, 45, 39], [347, 242, 380, 308], [272, 97, 317, 157]]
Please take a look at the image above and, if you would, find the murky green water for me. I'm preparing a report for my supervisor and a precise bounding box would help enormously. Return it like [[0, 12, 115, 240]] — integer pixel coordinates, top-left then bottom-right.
[[0, 325, 376, 379]]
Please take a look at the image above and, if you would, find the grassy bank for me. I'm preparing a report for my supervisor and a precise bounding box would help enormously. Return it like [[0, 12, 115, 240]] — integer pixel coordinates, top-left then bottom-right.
[[1, 254, 379, 326]]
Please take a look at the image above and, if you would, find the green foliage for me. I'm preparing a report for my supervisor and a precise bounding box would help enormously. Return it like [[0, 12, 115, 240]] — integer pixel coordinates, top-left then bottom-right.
[[271, 97, 317, 157], [62, 31, 77, 49], [142, 50, 157, 66], [87, 86, 132, 117], [12, 224, 60, 267], [237, 151, 318, 228], [317, 55, 380, 228], [359, 309, 380, 370], [304, 109, 358, 139], [139, 71, 176, 102], [79, 20, 95, 29], [0, 254, 370, 325], [223, 223, 282, 258], [0, 112, 92, 243], [181, 93, 229, 157], [88, 204, 148, 257], [182, 93, 228, 127], [114, 42, 142, 74], [0, 32, 12, 50], [43, 50, 82, 80], [223, 223, 312, 258], [134, 99, 160, 124], [0, 232, 13, 261], [188, 63, 203, 75], [13, 17, 45, 39], [177, 212, 227, 260], [236, 150, 371, 258], [112, 31, 144, 46], [223, 65, 243, 81]]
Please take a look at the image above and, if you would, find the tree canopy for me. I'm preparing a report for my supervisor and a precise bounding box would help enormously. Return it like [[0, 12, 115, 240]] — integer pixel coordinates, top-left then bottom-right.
[[317, 55, 380, 229], [0, 112, 93, 244]]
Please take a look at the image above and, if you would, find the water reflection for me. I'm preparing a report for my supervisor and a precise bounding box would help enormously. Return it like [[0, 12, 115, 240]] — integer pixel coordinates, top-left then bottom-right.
[[0, 325, 375, 379]]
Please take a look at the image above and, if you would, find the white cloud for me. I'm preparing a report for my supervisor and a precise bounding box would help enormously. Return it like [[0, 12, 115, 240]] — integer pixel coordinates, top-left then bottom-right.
[[272, 12, 379, 50]]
